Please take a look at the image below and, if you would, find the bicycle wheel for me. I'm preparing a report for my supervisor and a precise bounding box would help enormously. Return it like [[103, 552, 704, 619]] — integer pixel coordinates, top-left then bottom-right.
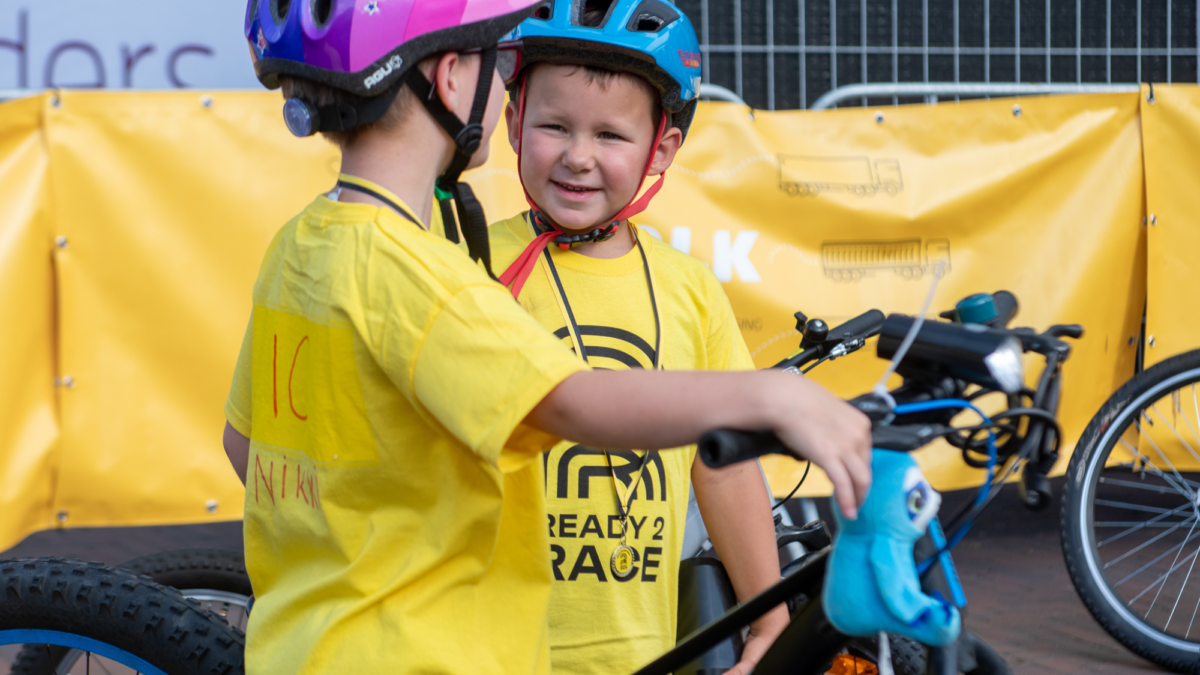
[[1062, 349, 1200, 673], [0, 557, 244, 675], [9, 549, 251, 675]]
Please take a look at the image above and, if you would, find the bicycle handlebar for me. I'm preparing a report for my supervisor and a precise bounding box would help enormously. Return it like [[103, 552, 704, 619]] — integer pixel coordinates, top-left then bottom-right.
[[775, 309, 886, 370], [698, 423, 949, 469], [828, 309, 886, 343], [702, 302, 1079, 472]]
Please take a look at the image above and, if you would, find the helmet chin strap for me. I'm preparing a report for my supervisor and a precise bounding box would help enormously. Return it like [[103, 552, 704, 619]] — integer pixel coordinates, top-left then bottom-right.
[[404, 47, 499, 278], [498, 74, 668, 298]]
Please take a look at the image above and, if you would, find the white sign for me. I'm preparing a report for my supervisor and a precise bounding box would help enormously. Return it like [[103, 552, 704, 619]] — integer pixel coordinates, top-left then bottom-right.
[[0, 0, 262, 91]]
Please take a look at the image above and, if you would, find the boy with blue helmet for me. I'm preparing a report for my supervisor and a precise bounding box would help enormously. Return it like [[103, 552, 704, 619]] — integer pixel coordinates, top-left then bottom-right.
[[489, 2, 789, 673], [226, 0, 870, 672]]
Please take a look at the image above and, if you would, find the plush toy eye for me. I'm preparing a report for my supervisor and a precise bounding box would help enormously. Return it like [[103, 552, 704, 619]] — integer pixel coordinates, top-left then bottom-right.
[[907, 487, 926, 515]]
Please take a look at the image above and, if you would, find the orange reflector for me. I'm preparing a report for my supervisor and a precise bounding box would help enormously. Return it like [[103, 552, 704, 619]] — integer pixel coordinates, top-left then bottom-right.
[[825, 653, 879, 675]]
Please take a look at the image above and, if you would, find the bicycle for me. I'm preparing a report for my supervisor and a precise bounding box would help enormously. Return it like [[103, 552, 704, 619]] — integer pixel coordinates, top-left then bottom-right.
[[7, 549, 250, 675], [1062, 347, 1200, 673], [639, 290, 1078, 675]]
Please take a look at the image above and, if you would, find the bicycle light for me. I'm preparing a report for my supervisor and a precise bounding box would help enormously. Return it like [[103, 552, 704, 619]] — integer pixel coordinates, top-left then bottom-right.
[[877, 314, 1025, 394]]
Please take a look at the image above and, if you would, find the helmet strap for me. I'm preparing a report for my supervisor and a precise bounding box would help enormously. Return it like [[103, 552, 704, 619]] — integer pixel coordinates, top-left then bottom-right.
[[531, 211, 619, 250], [405, 47, 500, 278]]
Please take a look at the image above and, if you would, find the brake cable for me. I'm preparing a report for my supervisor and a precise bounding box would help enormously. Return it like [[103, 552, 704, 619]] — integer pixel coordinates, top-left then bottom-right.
[[889, 398, 998, 574]]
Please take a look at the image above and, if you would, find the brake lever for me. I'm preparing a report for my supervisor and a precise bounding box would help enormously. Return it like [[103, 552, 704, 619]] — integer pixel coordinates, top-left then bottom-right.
[[776, 521, 832, 551], [1010, 328, 1074, 358], [1047, 323, 1084, 340]]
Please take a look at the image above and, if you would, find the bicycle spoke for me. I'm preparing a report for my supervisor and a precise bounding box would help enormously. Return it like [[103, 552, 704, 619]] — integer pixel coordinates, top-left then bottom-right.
[[1097, 521, 1195, 528], [1105, 515, 1197, 569], [1096, 499, 1180, 515], [1164, 522, 1200, 629], [1177, 384, 1200, 453], [1127, 545, 1200, 605], [1187, 582, 1200, 638], [1121, 526, 1200, 600], [1097, 503, 1196, 548], [1152, 402, 1200, 468], [1100, 476, 1195, 495], [1136, 418, 1197, 501], [1117, 436, 1198, 499]]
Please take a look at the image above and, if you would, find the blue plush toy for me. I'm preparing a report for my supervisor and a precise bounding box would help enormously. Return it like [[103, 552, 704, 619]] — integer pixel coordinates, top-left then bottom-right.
[[822, 450, 962, 647]]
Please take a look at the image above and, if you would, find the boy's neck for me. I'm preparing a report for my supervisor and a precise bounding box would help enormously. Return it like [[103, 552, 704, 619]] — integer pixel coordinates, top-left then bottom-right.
[[558, 220, 637, 259], [337, 116, 452, 227]]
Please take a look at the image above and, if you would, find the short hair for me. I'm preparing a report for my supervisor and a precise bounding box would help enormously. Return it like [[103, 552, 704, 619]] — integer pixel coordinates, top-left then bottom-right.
[[279, 76, 417, 149], [280, 51, 446, 148]]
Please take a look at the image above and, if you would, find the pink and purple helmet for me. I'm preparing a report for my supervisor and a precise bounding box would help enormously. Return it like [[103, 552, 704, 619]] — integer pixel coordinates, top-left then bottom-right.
[[245, 0, 540, 96]]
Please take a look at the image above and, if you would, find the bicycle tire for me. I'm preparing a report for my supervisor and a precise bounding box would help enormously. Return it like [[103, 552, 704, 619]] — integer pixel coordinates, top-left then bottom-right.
[[118, 549, 252, 597], [9, 549, 250, 675], [1062, 349, 1200, 673], [0, 557, 244, 675], [964, 632, 1011, 675], [845, 633, 926, 675]]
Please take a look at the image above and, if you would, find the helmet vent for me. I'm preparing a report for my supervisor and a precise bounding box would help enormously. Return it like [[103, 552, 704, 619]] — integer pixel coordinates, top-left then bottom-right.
[[311, 0, 333, 27], [533, 2, 553, 20], [577, 0, 617, 28], [271, 0, 292, 25], [634, 15, 664, 31], [625, 0, 680, 32]]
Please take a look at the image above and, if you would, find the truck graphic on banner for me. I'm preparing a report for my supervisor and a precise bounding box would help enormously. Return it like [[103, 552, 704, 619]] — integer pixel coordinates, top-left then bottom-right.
[[778, 155, 904, 197], [821, 238, 950, 282]]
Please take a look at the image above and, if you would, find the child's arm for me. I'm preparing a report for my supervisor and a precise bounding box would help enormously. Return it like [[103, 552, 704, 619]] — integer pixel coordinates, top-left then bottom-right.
[[527, 369, 872, 519], [692, 460, 789, 675], [223, 421, 249, 486]]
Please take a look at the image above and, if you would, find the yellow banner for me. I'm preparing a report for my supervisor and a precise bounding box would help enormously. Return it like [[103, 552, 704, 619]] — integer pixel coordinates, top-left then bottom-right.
[[0, 94, 58, 546], [1143, 84, 1200, 366], [473, 93, 1146, 496], [0, 87, 1167, 548]]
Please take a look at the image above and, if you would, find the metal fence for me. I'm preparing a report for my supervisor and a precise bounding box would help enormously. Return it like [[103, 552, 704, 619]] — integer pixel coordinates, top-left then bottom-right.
[[678, 0, 1200, 110]]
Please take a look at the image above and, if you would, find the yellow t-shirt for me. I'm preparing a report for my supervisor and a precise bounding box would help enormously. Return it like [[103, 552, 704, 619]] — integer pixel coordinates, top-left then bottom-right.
[[225, 179, 589, 674], [488, 213, 756, 675]]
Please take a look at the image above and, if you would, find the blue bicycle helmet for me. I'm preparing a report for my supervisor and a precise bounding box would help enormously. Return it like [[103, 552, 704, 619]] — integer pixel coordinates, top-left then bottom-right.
[[504, 0, 702, 139]]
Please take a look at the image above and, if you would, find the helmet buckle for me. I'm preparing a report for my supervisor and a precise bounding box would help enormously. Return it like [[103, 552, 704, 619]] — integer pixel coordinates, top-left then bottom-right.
[[455, 124, 484, 155]]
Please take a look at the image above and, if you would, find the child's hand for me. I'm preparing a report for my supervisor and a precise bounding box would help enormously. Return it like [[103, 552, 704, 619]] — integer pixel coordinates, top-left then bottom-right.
[[770, 374, 873, 520], [726, 604, 790, 675]]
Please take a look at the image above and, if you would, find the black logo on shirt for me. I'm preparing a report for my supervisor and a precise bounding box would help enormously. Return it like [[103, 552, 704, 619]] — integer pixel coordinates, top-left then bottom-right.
[[553, 325, 657, 370], [545, 446, 668, 502]]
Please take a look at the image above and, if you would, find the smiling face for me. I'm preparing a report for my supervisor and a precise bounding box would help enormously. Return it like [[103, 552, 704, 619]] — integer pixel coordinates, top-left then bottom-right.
[[507, 63, 681, 233]]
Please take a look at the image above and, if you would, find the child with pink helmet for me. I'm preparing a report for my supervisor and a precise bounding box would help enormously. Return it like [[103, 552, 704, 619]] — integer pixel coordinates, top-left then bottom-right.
[[225, 0, 872, 671]]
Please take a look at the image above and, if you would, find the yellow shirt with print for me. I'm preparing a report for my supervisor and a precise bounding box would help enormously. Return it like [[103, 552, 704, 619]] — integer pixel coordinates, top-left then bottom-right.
[[488, 212, 756, 675], [225, 181, 589, 675]]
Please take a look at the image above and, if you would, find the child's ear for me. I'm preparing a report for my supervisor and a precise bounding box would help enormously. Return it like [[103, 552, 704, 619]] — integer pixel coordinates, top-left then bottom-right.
[[647, 126, 683, 177], [505, 100, 520, 155], [433, 52, 465, 120]]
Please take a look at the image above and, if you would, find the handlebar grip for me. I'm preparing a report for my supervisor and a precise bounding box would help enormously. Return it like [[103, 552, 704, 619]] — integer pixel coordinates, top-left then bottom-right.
[[990, 291, 1019, 328], [828, 309, 886, 341], [699, 423, 948, 468], [697, 430, 783, 469]]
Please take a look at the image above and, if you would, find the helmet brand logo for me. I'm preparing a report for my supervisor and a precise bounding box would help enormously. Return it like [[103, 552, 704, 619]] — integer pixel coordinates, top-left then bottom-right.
[[364, 55, 403, 89], [677, 50, 701, 69]]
